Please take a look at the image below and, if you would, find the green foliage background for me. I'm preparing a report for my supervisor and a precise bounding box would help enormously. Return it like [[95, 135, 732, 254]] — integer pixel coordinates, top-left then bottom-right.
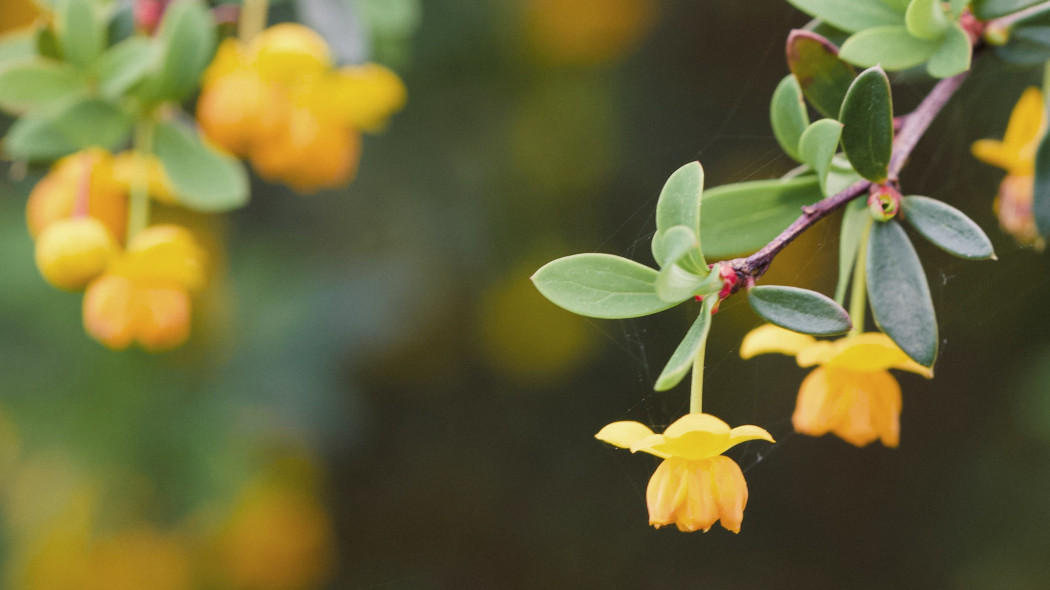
[[2, 0, 1050, 587]]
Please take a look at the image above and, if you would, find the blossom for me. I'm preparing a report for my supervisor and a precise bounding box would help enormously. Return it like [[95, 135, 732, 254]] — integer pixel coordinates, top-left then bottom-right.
[[972, 87, 1046, 248], [34, 217, 118, 290], [82, 225, 205, 351], [741, 325, 933, 448], [596, 414, 773, 533], [26, 149, 128, 243], [196, 24, 406, 193]]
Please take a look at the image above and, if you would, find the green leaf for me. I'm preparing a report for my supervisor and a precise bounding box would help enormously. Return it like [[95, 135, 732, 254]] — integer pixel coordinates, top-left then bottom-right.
[[137, 0, 216, 104], [826, 154, 864, 195], [0, 32, 37, 65], [905, 0, 951, 40], [1030, 126, 1050, 237], [92, 36, 158, 99], [973, 0, 1044, 19], [786, 0, 905, 33], [770, 75, 810, 162], [56, 0, 105, 68], [700, 176, 823, 258], [654, 297, 717, 391], [866, 220, 938, 367], [36, 26, 61, 61], [153, 119, 250, 213], [995, 26, 1050, 65], [50, 96, 133, 150], [926, 23, 972, 78], [900, 196, 995, 259], [654, 225, 706, 302], [653, 162, 707, 274], [654, 224, 699, 268], [3, 114, 78, 160], [787, 29, 857, 119], [839, 66, 893, 183], [839, 26, 941, 70], [0, 59, 88, 114], [835, 198, 870, 303], [532, 253, 684, 319], [748, 285, 852, 336], [798, 119, 843, 196]]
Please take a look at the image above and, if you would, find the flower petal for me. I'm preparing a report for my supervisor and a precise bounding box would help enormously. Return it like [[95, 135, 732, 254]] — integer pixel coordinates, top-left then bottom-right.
[[796, 341, 836, 367], [1003, 87, 1044, 159], [709, 456, 748, 534], [629, 433, 671, 459], [595, 421, 655, 450], [662, 413, 731, 439], [726, 425, 775, 450], [740, 324, 816, 359], [824, 333, 913, 371], [792, 368, 836, 438]]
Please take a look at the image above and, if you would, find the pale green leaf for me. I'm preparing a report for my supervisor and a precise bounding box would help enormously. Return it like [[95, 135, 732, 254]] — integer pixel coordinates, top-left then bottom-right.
[[786, 0, 905, 33], [798, 119, 843, 196], [153, 119, 249, 212], [700, 177, 823, 258], [835, 198, 870, 303], [655, 297, 717, 391], [0, 58, 87, 114], [532, 253, 684, 319], [926, 23, 972, 78], [57, 0, 105, 68], [905, 0, 951, 40], [653, 162, 707, 274], [839, 25, 940, 70], [771, 74, 810, 162]]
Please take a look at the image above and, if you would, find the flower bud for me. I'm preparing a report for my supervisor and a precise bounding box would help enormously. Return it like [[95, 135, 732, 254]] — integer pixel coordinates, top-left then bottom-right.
[[35, 217, 118, 290], [249, 24, 331, 84], [868, 185, 900, 221], [26, 149, 127, 242]]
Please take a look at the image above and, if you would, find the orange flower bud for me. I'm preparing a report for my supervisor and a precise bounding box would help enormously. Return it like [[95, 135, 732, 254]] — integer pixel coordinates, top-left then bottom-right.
[[250, 106, 360, 194], [26, 149, 127, 242], [34, 217, 118, 290], [249, 23, 331, 85], [197, 70, 287, 158], [324, 64, 407, 132]]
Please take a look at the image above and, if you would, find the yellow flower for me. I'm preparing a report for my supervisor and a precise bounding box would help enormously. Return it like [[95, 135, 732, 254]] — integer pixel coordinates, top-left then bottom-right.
[[26, 149, 128, 243], [994, 173, 1045, 249], [741, 325, 933, 448], [34, 217, 118, 291], [972, 87, 1044, 176], [111, 151, 178, 205], [596, 414, 774, 533], [82, 225, 205, 351]]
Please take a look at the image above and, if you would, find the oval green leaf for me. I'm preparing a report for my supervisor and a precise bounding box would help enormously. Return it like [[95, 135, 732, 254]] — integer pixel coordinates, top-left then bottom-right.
[[926, 23, 972, 78], [905, 0, 951, 40], [840, 66, 893, 183], [973, 0, 1044, 19], [57, 0, 105, 68], [786, 0, 905, 33], [1031, 126, 1050, 237], [839, 26, 940, 70], [771, 74, 810, 162], [137, 0, 216, 104], [866, 220, 938, 367], [0, 58, 88, 114], [748, 285, 852, 336], [153, 119, 249, 212], [798, 118, 843, 196], [655, 297, 717, 391], [51, 96, 133, 150], [92, 36, 158, 99], [835, 198, 871, 303], [3, 113, 78, 160], [653, 162, 707, 274], [901, 196, 995, 259], [700, 176, 823, 258], [786, 29, 857, 119], [532, 253, 683, 319]]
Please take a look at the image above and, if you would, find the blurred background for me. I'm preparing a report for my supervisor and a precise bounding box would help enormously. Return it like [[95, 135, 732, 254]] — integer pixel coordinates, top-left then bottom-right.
[[2, 0, 1050, 588]]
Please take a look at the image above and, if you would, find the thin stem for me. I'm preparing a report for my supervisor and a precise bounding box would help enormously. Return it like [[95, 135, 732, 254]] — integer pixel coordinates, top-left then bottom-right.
[[987, 0, 1050, 29], [126, 120, 155, 242], [238, 0, 269, 42], [689, 296, 717, 414], [727, 70, 970, 290], [848, 220, 871, 336]]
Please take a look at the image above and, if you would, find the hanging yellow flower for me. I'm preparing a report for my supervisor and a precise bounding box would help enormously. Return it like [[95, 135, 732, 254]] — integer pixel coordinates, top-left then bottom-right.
[[596, 414, 773, 533], [741, 325, 932, 448]]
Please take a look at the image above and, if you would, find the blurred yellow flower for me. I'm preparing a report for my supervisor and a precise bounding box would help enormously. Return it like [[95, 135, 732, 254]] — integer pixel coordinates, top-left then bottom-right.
[[84, 527, 193, 590], [34, 217, 118, 291], [26, 149, 128, 244], [0, 0, 39, 33], [596, 414, 773, 533], [83, 225, 206, 351], [741, 325, 932, 448], [111, 151, 178, 205], [994, 173, 1045, 249], [524, 0, 660, 65], [972, 87, 1044, 176], [197, 24, 405, 194]]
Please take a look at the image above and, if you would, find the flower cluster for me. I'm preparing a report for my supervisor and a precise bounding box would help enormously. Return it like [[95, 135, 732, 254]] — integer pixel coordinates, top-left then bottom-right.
[[741, 325, 933, 448], [972, 87, 1046, 249], [27, 149, 206, 351], [197, 23, 407, 194]]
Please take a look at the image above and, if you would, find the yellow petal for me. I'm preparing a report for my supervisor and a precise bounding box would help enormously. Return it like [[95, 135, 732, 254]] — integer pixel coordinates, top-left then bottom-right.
[[594, 421, 655, 450], [726, 425, 775, 449], [740, 324, 815, 359], [629, 433, 671, 459], [792, 368, 836, 438], [662, 413, 731, 439], [824, 333, 912, 371], [1003, 87, 1044, 155], [709, 456, 748, 533], [796, 340, 836, 367]]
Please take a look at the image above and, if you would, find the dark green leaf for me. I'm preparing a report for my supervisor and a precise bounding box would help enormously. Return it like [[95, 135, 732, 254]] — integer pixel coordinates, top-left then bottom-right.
[[786, 29, 857, 119], [995, 26, 1050, 65], [798, 119, 843, 195], [748, 285, 852, 335], [836, 198, 870, 303], [786, 0, 905, 33], [840, 66, 893, 183], [1032, 126, 1050, 237], [771, 75, 810, 162], [655, 297, 717, 391], [866, 220, 938, 367], [57, 0, 105, 68], [901, 196, 995, 259], [839, 26, 940, 70], [973, 0, 1044, 19], [926, 23, 972, 78], [700, 176, 822, 258], [905, 0, 951, 40], [92, 37, 158, 99], [652, 162, 707, 274], [532, 253, 683, 319], [0, 59, 88, 114], [153, 119, 250, 213], [137, 0, 216, 104], [36, 26, 61, 61]]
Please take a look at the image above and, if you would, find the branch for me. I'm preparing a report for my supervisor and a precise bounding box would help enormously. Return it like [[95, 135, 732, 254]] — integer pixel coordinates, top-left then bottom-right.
[[726, 69, 971, 291]]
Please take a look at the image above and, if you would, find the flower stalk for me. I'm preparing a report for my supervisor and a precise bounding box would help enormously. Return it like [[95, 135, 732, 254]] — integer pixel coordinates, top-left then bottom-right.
[[125, 119, 155, 242]]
